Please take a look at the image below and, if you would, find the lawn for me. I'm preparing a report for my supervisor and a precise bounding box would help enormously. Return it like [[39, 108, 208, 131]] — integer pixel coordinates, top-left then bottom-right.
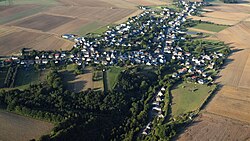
[[14, 67, 47, 89], [106, 66, 124, 90], [193, 23, 228, 32], [171, 81, 216, 117]]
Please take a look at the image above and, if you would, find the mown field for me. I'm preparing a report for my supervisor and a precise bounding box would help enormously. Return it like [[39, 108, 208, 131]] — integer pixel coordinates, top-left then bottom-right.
[[171, 81, 216, 117], [192, 23, 228, 32]]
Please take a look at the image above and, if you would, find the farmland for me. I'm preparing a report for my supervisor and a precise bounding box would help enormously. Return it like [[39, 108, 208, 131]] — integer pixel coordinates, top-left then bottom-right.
[[10, 14, 75, 32], [0, 110, 53, 141], [0, 0, 153, 55], [171, 82, 216, 117], [178, 1, 250, 140], [191, 23, 228, 32]]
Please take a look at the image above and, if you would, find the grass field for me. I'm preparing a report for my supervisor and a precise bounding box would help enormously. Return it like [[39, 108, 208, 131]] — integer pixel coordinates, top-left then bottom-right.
[[106, 66, 124, 90], [193, 23, 228, 32], [171, 81, 216, 117], [92, 24, 115, 34], [74, 21, 106, 36], [14, 67, 47, 89], [0, 67, 7, 88]]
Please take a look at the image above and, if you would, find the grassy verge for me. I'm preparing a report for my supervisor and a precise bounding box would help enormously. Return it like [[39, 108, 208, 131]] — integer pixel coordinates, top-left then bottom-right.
[[171, 81, 216, 117]]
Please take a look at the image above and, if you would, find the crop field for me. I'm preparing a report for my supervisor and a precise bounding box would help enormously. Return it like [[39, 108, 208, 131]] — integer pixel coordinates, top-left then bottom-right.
[[171, 82, 216, 117], [0, 110, 54, 141], [11, 14, 74, 32], [24, 35, 74, 51], [124, 0, 167, 6], [177, 112, 250, 141], [192, 23, 228, 32], [0, 30, 44, 55], [0, 0, 155, 55], [189, 16, 239, 25], [0, 5, 46, 24]]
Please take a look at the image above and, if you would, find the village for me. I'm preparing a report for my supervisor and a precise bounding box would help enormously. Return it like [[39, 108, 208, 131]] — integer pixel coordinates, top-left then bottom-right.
[[0, 0, 236, 140], [0, 1, 226, 86]]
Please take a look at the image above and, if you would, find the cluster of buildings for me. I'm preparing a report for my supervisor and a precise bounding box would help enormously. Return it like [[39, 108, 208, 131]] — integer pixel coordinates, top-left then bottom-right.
[[0, 1, 224, 86], [142, 86, 167, 135]]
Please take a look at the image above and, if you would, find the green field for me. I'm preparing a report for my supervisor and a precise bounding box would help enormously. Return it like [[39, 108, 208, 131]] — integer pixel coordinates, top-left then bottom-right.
[[74, 21, 106, 36], [0, 67, 8, 88], [106, 66, 124, 90], [171, 81, 216, 117], [193, 23, 228, 32], [14, 67, 47, 89]]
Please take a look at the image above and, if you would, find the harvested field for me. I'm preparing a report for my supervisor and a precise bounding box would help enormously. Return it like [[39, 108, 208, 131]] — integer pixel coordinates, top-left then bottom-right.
[[0, 5, 45, 24], [0, 31, 44, 55], [189, 16, 239, 25], [49, 18, 90, 35], [207, 4, 250, 13], [206, 86, 250, 123], [176, 113, 250, 141], [46, 6, 136, 23], [24, 35, 74, 51], [0, 30, 73, 55], [204, 11, 250, 22], [215, 22, 250, 87], [0, 110, 53, 141], [10, 14, 74, 32], [124, 0, 166, 6], [57, 0, 114, 7]]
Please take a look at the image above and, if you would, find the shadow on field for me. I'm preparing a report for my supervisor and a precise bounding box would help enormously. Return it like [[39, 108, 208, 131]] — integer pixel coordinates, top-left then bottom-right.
[[61, 70, 87, 93]]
